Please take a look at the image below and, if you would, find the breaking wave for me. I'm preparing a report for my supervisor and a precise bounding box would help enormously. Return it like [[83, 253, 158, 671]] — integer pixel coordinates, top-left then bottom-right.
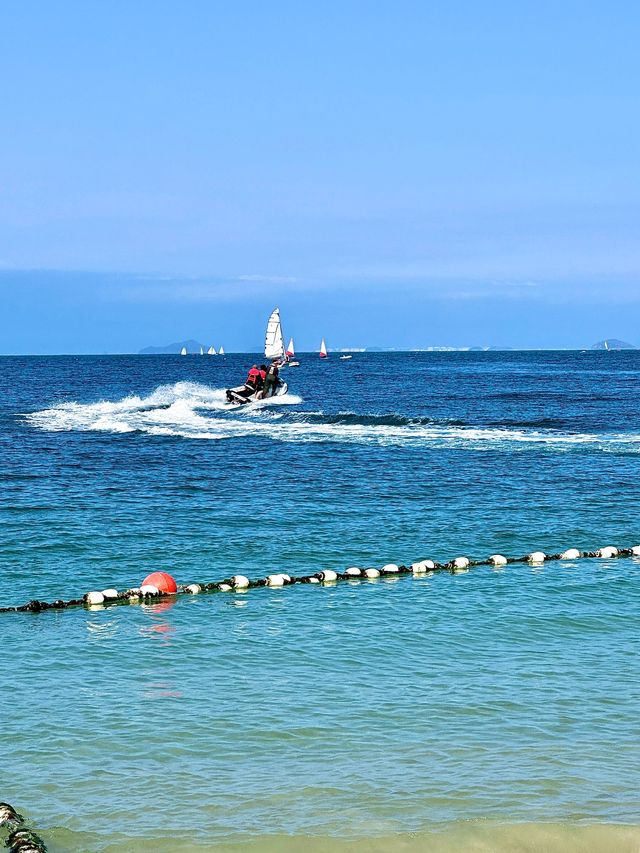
[[24, 381, 640, 452]]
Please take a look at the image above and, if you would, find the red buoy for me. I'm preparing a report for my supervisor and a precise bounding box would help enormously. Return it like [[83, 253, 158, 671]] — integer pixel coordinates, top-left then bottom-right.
[[141, 571, 177, 594]]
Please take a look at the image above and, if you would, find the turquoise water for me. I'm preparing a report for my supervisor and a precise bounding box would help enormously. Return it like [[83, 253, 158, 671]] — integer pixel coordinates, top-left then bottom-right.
[[1, 352, 640, 851]]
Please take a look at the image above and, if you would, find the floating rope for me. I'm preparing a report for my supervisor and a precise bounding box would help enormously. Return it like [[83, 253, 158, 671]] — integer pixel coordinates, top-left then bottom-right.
[[1, 544, 639, 615], [0, 803, 47, 852]]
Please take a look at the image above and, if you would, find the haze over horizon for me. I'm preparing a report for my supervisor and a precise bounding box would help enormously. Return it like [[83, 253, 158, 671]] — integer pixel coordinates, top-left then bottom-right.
[[1, 1, 639, 353]]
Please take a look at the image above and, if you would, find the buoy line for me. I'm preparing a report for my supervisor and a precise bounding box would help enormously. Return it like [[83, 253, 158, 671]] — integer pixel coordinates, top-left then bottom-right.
[[0, 802, 47, 852], [1, 545, 639, 616]]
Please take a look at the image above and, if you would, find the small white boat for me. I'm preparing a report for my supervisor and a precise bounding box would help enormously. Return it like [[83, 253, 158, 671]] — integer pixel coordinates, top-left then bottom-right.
[[218, 346, 225, 355], [340, 354, 352, 360], [207, 346, 216, 355], [319, 338, 328, 359], [180, 346, 187, 356]]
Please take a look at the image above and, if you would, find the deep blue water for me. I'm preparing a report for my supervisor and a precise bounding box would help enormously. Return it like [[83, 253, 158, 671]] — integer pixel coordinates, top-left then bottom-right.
[[1, 352, 639, 852]]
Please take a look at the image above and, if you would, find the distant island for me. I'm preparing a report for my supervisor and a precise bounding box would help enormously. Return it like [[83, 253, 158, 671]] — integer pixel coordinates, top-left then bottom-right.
[[590, 339, 637, 350], [139, 340, 205, 354], [139, 339, 638, 354]]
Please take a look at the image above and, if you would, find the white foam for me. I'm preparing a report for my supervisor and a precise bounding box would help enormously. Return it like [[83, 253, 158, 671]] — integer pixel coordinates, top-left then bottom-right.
[[25, 382, 640, 452]]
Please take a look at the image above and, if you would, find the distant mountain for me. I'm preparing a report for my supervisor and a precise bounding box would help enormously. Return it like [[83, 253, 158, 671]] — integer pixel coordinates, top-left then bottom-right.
[[139, 339, 205, 354], [590, 339, 637, 351]]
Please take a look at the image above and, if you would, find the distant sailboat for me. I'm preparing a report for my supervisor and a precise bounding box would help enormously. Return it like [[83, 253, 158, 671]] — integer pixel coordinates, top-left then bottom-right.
[[200, 346, 204, 355], [604, 340, 610, 351], [207, 346, 216, 355], [285, 337, 300, 366], [319, 338, 328, 358], [180, 346, 187, 356], [218, 346, 225, 355]]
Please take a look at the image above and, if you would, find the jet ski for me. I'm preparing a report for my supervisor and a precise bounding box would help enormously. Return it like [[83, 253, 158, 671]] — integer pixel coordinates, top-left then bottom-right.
[[226, 379, 288, 406], [225, 308, 294, 406]]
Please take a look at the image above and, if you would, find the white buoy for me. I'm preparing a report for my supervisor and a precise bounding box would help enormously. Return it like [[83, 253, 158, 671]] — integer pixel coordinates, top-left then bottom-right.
[[364, 568, 380, 578], [560, 548, 581, 560], [85, 591, 105, 605], [411, 559, 435, 573], [345, 567, 362, 576], [279, 574, 292, 583], [381, 563, 400, 573], [489, 554, 507, 566], [184, 584, 202, 594], [319, 570, 338, 582], [218, 583, 232, 591], [231, 575, 250, 589], [140, 584, 160, 596], [528, 551, 546, 564], [127, 587, 141, 595], [101, 589, 119, 600], [632, 545, 640, 556], [266, 574, 286, 586], [598, 546, 618, 558], [308, 577, 320, 584], [453, 557, 470, 569]]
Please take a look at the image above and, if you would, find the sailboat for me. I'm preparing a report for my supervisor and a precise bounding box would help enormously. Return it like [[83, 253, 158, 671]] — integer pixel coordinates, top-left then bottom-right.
[[265, 308, 286, 362], [226, 308, 289, 405], [207, 346, 216, 355], [200, 346, 204, 356], [180, 346, 187, 356], [319, 338, 328, 358], [286, 337, 300, 367], [218, 346, 225, 355]]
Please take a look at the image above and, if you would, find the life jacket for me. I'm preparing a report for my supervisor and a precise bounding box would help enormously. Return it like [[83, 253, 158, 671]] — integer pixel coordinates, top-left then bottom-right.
[[246, 367, 260, 387], [266, 364, 279, 381], [259, 369, 267, 382]]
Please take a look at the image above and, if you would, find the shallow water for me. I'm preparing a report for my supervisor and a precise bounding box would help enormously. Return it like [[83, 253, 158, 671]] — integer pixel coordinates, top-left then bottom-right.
[[1, 352, 639, 851]]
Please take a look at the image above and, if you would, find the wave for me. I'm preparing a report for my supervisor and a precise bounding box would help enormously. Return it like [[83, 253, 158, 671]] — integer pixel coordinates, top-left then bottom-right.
[[24, 382, 640, 452], [289, 411, 468, 427]]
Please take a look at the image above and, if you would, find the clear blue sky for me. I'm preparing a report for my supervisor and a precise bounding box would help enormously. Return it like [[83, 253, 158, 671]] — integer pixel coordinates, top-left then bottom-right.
[[1, 1, 639, 352]]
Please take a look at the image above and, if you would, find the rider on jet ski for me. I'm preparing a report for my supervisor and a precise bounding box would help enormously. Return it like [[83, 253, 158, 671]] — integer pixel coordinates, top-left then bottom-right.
[[226, 361, 284, 404]]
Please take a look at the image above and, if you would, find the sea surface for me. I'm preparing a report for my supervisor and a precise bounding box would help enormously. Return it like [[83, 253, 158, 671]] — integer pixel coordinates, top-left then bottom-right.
[[1, 351, 639, 852]]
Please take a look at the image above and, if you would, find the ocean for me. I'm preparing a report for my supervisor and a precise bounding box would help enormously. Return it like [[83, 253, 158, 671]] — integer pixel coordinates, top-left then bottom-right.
[[1, 351, 639, 852]]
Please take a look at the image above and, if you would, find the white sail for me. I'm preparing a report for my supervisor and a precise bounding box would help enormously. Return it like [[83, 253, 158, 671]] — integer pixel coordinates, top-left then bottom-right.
[[286, 337, 295, 357], [218, 346, 225, 355], [265, 308, 285, 360], [199, 346, 204, 355], [180, 346, 187, 356], [319, 338, 328, 358], [207, 346, 216, 355]]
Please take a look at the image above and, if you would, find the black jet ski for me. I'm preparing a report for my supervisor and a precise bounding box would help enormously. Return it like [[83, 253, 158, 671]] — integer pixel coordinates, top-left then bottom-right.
[[226, 379, 288, 406]]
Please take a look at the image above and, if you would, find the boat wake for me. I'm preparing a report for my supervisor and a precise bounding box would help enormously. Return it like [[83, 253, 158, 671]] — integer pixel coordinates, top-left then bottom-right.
[[25, 382, 640, 452], [25, 382, 302, 440]]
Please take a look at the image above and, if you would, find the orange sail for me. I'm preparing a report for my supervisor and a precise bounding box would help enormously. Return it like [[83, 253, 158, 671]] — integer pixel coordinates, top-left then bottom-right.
[[319, 338, 328, 358]]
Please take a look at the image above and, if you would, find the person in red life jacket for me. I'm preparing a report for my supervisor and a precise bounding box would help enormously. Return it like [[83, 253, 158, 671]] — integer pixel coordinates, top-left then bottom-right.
[[261, 360, 280, 398], [258, 364, 267, 391], [237, 364, 260, 398]]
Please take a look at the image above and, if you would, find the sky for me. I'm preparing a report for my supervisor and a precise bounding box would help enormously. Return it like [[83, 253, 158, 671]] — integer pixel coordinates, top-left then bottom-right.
[[1, 0, 639, 352]]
